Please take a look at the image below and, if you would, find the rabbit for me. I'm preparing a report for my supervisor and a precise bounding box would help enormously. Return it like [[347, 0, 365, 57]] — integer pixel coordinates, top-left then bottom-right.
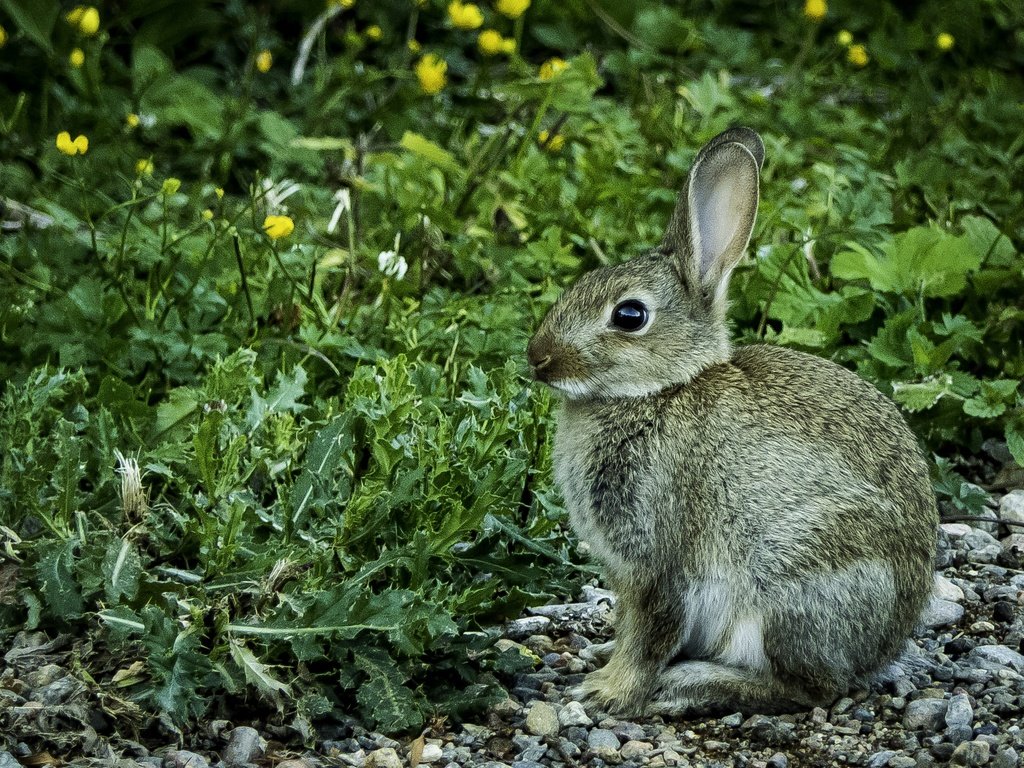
[[525, 127, 937, 716]]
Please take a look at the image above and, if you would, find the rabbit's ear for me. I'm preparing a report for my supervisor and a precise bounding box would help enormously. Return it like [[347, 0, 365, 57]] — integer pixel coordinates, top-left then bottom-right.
[[663, 129, 762, 303]]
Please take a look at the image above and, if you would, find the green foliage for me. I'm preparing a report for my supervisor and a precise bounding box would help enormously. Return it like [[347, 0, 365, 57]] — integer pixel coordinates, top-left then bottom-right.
[[1, 0, 1023, 736]]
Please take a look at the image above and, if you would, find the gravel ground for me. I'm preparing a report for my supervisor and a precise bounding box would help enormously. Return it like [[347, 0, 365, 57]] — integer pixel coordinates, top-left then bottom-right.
[[2, 491, 1023, 768]]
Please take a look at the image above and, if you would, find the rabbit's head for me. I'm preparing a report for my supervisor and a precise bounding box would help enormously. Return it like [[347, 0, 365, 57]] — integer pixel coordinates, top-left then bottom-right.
[[527, 128, 764, 400]]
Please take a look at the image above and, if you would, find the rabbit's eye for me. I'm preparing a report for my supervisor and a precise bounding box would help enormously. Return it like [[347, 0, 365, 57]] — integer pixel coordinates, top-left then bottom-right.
[[611, 300, 649, 331]]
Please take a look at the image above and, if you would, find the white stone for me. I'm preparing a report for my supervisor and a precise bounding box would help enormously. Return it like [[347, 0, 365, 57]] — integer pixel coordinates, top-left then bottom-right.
[[933, 573, 965, 602], [558, 700, 594, 728], [920, 597, 964, 628], [1000, 490, 1024, 524], [941, 523, 973, 538], [419, 744, 443, 763]]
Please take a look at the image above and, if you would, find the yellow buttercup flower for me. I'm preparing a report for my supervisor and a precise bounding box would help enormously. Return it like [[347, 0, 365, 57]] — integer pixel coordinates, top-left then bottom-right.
[[478, 29, 512, 55], [0, 24, 8, 48], [538, 130, 564, 152], [135, 158, 154, 175], [126, 113, 140, 129], [847, 43, 869, 67], [69, 48, 85, 68], [448, 0, 484, 30], [408, 39, 422, 53], [56, 132, 89, 156], [496, 0, 530, 19], [255, 50, 273, 73], [202, 209, 214, 221], [836, 30, 853, 47], [161, 178, 181, 196], [936, 32, 955, 52], [263, 215, 295, 241], [366, 25, 383, 40], [539, 57, 567, 80], [803, 0, 826, 22], [414, 54, 447, 95], [215, 187, 225, 199], [66, 6, 100, 35]]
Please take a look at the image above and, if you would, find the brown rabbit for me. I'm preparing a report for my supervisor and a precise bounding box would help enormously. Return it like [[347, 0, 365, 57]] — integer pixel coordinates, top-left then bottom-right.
[[526, 127, 937, 715]]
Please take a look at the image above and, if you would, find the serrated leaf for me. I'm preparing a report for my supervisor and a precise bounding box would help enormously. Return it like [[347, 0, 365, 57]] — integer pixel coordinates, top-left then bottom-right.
[[353, 648, 423, 733], [102, 538, 141, 604], [36, 539, 83, 619], [289, 414, 353, 530], [229, 640, 292, 703], [891, 375, 955, 412]]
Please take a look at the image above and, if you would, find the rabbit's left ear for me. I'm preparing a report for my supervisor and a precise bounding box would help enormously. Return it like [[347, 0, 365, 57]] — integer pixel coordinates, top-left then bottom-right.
[[663, 128, 763, 303]]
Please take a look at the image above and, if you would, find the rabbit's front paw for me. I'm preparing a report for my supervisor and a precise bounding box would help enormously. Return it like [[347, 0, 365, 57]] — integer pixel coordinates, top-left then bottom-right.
[[571, 657, 652, 715]]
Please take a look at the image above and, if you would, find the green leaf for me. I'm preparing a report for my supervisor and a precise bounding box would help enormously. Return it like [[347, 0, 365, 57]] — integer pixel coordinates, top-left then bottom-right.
[[229, 640, 292, 704], [36, 539, 83, 619], [0, 0, 58, 53], [1006, 410, 1024, 466], [400, 132, 465, 179], [890, 375, 955, 412], [353, 648, 423, 732], [102, 538, 141, 604]]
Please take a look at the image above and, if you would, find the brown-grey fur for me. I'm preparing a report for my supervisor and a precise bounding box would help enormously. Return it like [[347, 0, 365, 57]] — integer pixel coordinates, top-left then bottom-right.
[[526, 128, 937, 716]]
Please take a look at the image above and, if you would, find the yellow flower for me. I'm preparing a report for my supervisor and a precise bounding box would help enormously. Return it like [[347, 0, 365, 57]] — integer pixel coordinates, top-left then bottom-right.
[[69, 48, 85, 68], [847, 43, 869, 67], [263, 215, 295, 241], [836, 29, 853, 47], [126, 113, 140, 129], [496, 0, 530, 19], [215, 187, 225, 199], [135, 158, 154, 175], [936, 32, 955, 52], [448, 0, 484, 30], [161, 178, 181, 196], [255, 50, 273, 73], [538, 130, 565, 152], [56, 131, 89, 156], [803, 0, 826, 22], [328, 0, 355, 7], [202, 209, 214, 221], [66, 6, 100, 35], [414, 54, 447, 95], [539, 57, 567, 80], [478, 29, 511, 55], [365, 25, 383, 41], [0, 24, 8, 48], [408, 39, 422, 53]]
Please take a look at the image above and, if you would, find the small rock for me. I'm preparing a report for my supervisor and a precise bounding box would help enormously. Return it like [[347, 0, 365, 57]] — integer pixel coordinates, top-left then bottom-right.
[[558, 700, 593, 728], [921, 597, 964, 628], [365, 748, 402, 768], [904, 698, 949, 731], [223, 727, 263, 765], [0, 753, 22, 768], [999, 490, 1024, 524], [525, 701, 560, 738], [276, 761, 316, 768], [504, 616, 552, 640], [971, 644, 1024, 673], [1000, 534, 1024, 568], [935, 574, 966, 602], [992, 747, 1020, 768], [951, 740, 991, 767], [612, 722, 646, 742], [890, 758, 917, 768], [767, 753, 789, 768], [969, 544, 1002, 564], [588, 729, 621, 763], [420, 744, 443, 763], [941, 524, 973, 538], [867, 749, 897, 768], [964, 528, 999, 550], [703, 740, 731, 751], [163, 752, 210, 768], [722, 712, 744, 727], [945, 693, 974, 745], [620, 741, 653, 760]]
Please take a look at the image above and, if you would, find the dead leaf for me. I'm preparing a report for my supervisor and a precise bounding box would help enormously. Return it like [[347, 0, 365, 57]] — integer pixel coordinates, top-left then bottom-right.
[[408, 731, 426, 768]]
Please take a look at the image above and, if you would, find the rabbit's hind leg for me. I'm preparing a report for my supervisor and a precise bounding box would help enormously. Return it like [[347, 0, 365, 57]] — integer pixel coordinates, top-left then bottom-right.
[[648, 660, 811, 716]]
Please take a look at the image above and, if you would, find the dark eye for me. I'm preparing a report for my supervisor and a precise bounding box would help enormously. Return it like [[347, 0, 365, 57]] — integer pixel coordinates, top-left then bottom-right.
[[611, 300, 649, 332]]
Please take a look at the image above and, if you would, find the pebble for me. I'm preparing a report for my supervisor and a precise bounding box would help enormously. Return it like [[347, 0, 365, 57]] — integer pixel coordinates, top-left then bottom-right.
[[951, 740, 991, 766], [935, 574, 965, 602], [587, 729, 621, 762], [971, 644, 1024, 673], [620, 741, 653, 760], [867, 749, 897, 768], [612, 722, 646, 742], [525, 701, 560, 738], [558, 700, 593, 728], [365, 748, 402, 768], [921, 597, 965, 628], [945, 693, 974, 744], [1000, 490, 1024, 524], [420, 744, 443, 763], [222, 727, 263, 765], [766, 752, 789, 768], [0, 753, 21, 768], [993, 747, 1021, 768], [722, 712, 745, 726], [904, 698, 948, 730]]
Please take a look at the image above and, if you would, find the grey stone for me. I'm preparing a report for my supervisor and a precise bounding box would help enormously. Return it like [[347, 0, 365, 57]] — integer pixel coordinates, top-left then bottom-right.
[[620, 741, 653, 760], [1000, 534, 1024, 568], [934, 574, 965, 602], [525, 701, 560, 737], [951, 740, 991, 767], [767, 753, 789, 768], [999, 491, 1024, 525], [0, 753, 22, 768], [963, 528, 999, 550], [420, 744, 443, 763], [971, 645, 1024, 673], [611, 722, 646, 742], [968, 544, 1002, 564], [904, 698, 949, 730], [868, 750, 898, 768], [504, 616, 552, 640], [163, 752, 210, 768], [993, 747, 1021, 768], [365, 748, 402, 768], [921, 597, 965, 628], [945, 693, 973, 732], [721, 712, 744, 727], [890, 758, 917, 768], [558, 700, 593, 728], [223, 727, 263, 766], [587, 729, 621, 762]]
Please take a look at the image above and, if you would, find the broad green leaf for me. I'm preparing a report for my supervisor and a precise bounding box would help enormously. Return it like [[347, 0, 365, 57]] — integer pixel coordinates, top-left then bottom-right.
[[36, 539, 83, 619], [400, 132, 465, 179], [0, 0, 58, 52], [229, 640, 292, 703], [353, 648, 423, 732], [891, 375, 955, 412]]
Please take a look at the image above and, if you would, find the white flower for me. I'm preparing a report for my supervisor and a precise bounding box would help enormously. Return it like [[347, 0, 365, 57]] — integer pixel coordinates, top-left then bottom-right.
[[377, 250, 408, 280], [114, 449, 148, 519], [260, 177, 302, 214], [327, 188, 351, 234]]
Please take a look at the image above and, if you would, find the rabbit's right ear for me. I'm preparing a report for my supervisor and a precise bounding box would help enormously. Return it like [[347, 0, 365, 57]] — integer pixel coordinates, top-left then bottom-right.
[[662, 128, 763, 308]]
